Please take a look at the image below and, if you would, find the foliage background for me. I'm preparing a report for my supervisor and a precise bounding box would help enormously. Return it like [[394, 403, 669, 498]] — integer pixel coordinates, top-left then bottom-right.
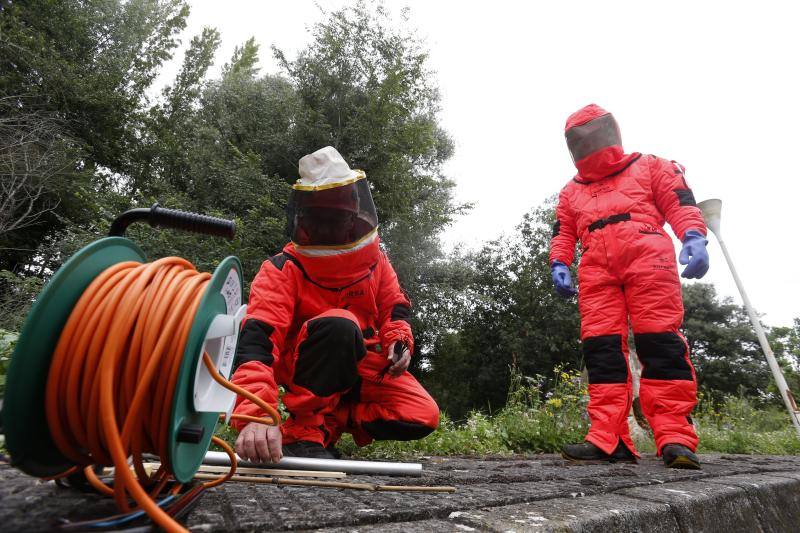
[[1, 0, 798, 444]]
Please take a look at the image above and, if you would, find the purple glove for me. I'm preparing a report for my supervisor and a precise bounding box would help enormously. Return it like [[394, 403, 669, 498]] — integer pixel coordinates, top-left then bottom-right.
[[551, 260, 577, 297], [679, 229, 709, 279]]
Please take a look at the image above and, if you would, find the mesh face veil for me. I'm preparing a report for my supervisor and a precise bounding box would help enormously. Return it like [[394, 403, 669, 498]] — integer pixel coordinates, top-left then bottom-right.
[[287, 179, 378, 248], [565, 113, 622, 163]]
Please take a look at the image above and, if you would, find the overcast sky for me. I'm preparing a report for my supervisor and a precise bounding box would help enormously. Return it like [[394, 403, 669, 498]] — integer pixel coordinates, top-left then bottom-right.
[[154, 0, 800, 327]]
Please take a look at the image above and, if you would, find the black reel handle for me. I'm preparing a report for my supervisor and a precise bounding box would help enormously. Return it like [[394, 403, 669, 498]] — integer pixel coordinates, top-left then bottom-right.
[[109, 203, 236, 240], [149, 204, 236, 239]]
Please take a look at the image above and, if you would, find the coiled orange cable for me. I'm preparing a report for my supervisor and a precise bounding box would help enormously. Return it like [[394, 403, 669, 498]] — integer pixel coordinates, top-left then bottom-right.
[[43, 257, 280, 533]]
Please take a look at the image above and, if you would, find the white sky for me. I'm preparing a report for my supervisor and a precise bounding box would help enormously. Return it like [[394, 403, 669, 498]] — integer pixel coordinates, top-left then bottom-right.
[[154, 0, 800, 327]]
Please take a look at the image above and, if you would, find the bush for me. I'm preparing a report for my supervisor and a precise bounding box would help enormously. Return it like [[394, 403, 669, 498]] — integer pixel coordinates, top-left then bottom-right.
[[0, 329, 18, 396], [337, 411, 510, 459], [495, 367, 588, 452], [208, 368, 800, 460], [693, 395, 800, 455], [339, 366, 588, 459], [0, 270, 42, 332]]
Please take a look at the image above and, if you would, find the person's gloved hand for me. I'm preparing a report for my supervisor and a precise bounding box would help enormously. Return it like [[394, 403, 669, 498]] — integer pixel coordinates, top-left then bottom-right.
[[679, 229, 710, 279], [551, 260, 577, 297]]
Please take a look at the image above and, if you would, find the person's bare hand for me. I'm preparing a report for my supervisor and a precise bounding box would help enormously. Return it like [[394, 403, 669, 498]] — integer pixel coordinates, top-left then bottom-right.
[[387, 342, 411, 377], [235, 422, 282, 463]]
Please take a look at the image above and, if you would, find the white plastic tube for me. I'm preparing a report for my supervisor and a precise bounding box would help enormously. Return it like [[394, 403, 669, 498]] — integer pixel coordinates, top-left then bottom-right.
[[203, 450, 423, 477]]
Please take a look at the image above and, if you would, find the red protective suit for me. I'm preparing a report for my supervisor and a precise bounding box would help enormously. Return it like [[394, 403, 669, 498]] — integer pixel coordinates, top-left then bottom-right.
[[230, 236, 439, 447], [550, 104, 706, 456]]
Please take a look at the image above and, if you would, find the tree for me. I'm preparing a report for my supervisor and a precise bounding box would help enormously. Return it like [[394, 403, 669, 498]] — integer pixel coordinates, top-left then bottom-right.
[[768, 318, 800, 398], [0, 0, 189, 272], [681, 283, 774, 401], [423, 207, 798, 417], [122, 32, 296, 277], [274, 2, 469, 359], [424, 203, 582, 419], [0, 103, 80, 237], [121, 1, 468, 344], [0, 0, 189, 171]]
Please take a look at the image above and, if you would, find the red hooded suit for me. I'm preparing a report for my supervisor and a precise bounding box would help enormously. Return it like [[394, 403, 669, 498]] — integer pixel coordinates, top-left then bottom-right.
[[550, 104, 706, 455], [229, 234, 439, 447]]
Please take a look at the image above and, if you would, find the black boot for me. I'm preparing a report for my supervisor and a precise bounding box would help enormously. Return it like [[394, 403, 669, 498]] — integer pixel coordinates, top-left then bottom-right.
[[562, 440, 637, 464], [282, 440, 337, 459], [661, 443, 701, 469]]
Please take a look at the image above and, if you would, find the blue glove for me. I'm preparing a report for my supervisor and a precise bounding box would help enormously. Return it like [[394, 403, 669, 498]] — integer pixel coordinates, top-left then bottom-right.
[[551, 260, 577, 297], [679, 230, 709, 279]]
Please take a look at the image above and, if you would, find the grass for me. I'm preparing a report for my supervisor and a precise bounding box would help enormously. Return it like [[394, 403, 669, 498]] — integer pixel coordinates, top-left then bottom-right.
[[216, 367, 800, 459], [693, 395, 800, 455], [215, 367, 591, 459], [336, 367, 590, 459]]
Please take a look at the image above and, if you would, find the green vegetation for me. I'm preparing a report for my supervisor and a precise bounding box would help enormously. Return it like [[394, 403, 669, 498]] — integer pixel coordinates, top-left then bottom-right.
[[0, 329, 17, 396], [693, 396, 800, 455], [213, 367, 800, 459], [337, 370, 800, 459], [340, 367, 589, 458], [2, 0, 799, 459]]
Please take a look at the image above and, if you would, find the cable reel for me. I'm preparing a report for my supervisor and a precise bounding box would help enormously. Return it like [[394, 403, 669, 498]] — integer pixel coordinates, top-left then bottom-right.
[[2, 204, 246, 484]]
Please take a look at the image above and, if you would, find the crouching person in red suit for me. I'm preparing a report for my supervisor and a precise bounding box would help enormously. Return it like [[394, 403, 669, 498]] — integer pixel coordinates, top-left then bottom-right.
[[230, 146, 440, 460]]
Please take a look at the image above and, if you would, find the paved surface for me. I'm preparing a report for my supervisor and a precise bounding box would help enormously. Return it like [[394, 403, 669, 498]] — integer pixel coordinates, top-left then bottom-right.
[[2, 453, 800, 532]]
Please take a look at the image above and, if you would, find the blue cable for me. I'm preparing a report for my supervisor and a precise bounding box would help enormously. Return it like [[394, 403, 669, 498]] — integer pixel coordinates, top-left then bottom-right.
[[80, 495, 176, 529]]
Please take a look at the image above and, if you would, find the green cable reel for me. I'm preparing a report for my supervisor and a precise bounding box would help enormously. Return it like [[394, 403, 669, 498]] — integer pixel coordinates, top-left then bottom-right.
[[2, 205, 243, 483], [171, 254, 244, 482]]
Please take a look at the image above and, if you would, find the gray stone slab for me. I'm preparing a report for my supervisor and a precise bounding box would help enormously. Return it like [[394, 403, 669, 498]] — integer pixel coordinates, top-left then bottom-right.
[[710, 454, 800, 473], [0, 466, 120, 533], [770, 469, 800, 482], [704, 474, 800, 533], [617, 480, 763, 533], [306, 519, 463, 532], [2, 454, 799, 532], [184, 478, 606, 531], [445, 493, 680, 533]]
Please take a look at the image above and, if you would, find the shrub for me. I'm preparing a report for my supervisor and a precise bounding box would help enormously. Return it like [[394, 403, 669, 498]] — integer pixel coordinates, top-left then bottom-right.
[[0, 329, 18, 396]]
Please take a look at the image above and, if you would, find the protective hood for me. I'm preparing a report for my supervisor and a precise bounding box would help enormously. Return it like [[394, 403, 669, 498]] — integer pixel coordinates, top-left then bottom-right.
[[565, 104, 639, 183], [287, 146, 379, 250]]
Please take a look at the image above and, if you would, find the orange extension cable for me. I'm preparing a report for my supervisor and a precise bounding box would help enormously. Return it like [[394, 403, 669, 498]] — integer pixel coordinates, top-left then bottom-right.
[[43, 257, 281, 533]]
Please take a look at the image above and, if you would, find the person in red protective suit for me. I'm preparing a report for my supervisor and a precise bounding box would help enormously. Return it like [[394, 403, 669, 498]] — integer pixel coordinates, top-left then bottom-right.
[[550, 104, 709, 469], [230, 146, 439, 460]]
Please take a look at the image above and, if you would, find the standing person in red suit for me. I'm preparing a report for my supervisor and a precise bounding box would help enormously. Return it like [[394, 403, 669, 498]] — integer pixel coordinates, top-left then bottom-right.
[[230, 146, 439, 460], [550, 104, 710, 469]]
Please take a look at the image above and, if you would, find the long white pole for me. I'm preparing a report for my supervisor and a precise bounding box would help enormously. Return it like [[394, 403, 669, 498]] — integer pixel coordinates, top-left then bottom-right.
[[715, 235, 800, 437], [203, 450, 423, 477]]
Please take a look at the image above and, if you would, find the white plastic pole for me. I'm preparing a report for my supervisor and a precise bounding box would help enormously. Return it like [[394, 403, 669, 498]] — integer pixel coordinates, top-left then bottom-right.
[[698, 199, 800, 438], [203, 450, 423, 477]]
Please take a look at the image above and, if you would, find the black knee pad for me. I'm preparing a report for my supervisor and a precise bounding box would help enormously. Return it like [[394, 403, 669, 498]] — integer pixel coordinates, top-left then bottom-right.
[[583, 334, 628, 384], [362, 419, 435, 441], [294, 316, 367, 397], [634, 332, 693, 381]]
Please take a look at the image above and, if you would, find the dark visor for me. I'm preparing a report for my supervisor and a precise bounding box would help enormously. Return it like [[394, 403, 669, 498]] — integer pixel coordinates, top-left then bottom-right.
[[287, 179, 378, 247], [565, 113, 622, 162]]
